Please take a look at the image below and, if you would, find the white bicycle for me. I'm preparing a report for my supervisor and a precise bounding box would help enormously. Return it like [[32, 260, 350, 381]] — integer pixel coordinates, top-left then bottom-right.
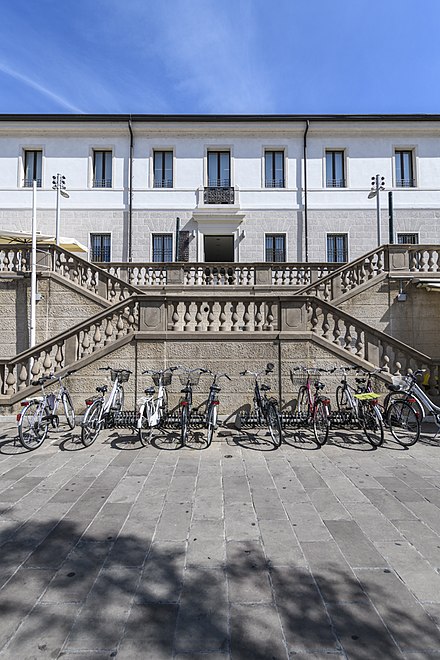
[[137, 366, 177, 445], [81, 367, 131, 447]]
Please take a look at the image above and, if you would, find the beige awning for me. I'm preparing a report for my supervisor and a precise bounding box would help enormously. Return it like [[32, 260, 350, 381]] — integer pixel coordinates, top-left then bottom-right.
[[0, 230, 88, 253]]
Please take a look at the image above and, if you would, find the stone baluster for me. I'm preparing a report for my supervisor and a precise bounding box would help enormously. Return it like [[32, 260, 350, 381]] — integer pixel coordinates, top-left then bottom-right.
[[219, 302, 227, 331], [321, 311, 330, 340], [116, 314, 125, 338], [332, 316, 342, 345], [207, 302, 215, 332], [5, 366, 16, 396], [55, 343, 63, 371], [195, 303, 203, 332], [354, 329, 364, 357], [18, 363, 28, 391], [242, 302, 251, 332], [104, 318, 114, 345], [80, 330, 91, 358], [255, 302, 263, 331], [428, 250, 436, 273], [43, 351, 52, 375], [343, 322, 353, 352], [93, 324, 102, 351], [183, 302, 192, 331], [265, 302, 274, 331], [231, 303, 239, 331], [309, 304, 319, 333], [382, 354, 391, 374]]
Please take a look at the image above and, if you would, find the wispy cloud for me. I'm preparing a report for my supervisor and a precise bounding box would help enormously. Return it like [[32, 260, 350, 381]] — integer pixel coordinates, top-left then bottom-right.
[[0, 62, 85, 113], [147, 0, 275, 113]]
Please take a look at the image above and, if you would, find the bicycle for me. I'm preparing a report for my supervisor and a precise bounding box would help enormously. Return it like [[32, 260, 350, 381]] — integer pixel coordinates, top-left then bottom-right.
[[137, 366, 177, 445], [81, 367, 131, 447], [17, 370, 76, 450], [238, 363, 283, 448], [335, 366, 384, 447], [383, 369, 434, 446], [204, 371, 231, 446], [293, 367, 332, 446], [178, 366, 207, 446]]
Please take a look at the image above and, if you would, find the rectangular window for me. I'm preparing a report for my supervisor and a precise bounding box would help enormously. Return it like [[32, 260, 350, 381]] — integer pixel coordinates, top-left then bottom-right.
[[153, 151, 173, 188], [90, 234, 111, 262], [152, 234, 173, 262], [325, 150, 345, 188], [265, 151, 285, 187], [93, 150, 112, 188], [327, 234, 348, 263], [397, 233, 418, 244], [395, 150, 415, 187], [24, 150, 42, 187], [207, 151, 230, 187], [265, 234, 286, 262]]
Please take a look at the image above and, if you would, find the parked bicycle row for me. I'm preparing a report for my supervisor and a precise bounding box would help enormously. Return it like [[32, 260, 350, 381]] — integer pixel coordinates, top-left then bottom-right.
[[15, 362, 439, 451]]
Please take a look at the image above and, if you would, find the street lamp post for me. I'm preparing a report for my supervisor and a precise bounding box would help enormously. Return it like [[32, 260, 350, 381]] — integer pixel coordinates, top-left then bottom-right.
[[52, 174, 69, 246], [368, 175, 385, 247]]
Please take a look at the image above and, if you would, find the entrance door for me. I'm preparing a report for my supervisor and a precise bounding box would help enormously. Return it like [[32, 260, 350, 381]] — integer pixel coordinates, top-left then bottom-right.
[[204, 235, 234, 262]]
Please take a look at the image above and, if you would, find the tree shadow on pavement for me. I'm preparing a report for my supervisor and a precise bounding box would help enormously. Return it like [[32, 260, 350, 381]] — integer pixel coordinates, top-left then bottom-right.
[[0, 514, 439, 659]]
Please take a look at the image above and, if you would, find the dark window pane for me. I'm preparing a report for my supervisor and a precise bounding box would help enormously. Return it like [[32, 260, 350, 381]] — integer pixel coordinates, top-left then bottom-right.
[[265, 234, 286, 262], [326, 151, 345, 187], [93, 151, 112, 187], [327, 234, 348, 262], [397, 233, 418, 244], [395, 150, 414, 187], [154, 151, 173, 187], [24, 150, 42, 187], [208, 151, 230, 187], [91, 234, 111, 262], [265, 151, 284, 187], [152, 234, 173, 262]]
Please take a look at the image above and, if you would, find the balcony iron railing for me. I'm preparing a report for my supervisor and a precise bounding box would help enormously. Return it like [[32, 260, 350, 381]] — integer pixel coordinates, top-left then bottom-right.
[[23, 179, 42, 188], [326, 178, 346, 188], [396, 178, 415, 188], [153, 178, 173, 188], [265, 179, 285, 188], [93, 179, 112, 188], [204, 186, 235, 204]]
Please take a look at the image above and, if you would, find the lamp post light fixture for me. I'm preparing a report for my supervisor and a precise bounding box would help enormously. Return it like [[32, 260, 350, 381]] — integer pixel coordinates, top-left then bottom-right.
[[52, 174, 69, 246], [368, 174, 385, 247]]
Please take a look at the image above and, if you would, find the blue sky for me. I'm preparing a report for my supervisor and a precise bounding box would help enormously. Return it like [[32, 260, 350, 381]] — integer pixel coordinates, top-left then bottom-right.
[[0, 0, 438, 115]]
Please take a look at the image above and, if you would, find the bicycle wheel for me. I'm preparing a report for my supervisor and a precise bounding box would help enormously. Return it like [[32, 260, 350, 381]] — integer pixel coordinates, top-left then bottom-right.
[[336, 385, 349, 410], [81, 399, 104, 447], [265, 402, 283, 448], [206, 404, 218, 447], [313, 400, 329, 446], [362, 403, 384, 447], [62, 392, 76, 430], [113, 386, 124, 411], [387, 399, 420, 446], [180, 404, 189, 445], [18, 402, 49, 450], [138, 412, 153, 446]]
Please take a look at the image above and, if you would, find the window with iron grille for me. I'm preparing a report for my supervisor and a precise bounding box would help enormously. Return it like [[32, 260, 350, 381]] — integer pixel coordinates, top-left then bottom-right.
[[397, 233, 418, 244], [152, 234, 173, 262], [207, 151, 230, 187], [265, 234, 286, 262], [93, 150, 112, 188], [153, 151, 173, 188], [265, 151, 285, 187], [395, 150, 415, 187], [90, 234, 111, 262], [24, 150, 42, 187], [327, 234, 348, 263], [325, 150, 346, 187]]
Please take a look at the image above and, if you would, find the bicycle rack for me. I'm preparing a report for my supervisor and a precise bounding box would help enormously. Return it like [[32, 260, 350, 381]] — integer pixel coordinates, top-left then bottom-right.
[[107, 410, 138, 429], [280, 411, 309, 428], [329, 410, 358, 427]]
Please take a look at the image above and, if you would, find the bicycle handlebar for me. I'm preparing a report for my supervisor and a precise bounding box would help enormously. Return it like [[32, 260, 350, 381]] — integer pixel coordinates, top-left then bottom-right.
[[98, 367, 133, 373], [142, 366, 178, 376]]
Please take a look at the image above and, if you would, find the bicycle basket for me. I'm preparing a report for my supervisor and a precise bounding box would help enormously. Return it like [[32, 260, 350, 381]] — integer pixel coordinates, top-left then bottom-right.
[[152, 371, 173, 387], [391, 375, 407, 390], [179, 371, 202, 387], [110, 369, 131, 383]]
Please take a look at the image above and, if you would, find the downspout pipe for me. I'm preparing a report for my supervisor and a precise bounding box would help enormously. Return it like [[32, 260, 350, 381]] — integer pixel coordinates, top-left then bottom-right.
[[303, 119, 310, 262], [128, 117, 134, 262]]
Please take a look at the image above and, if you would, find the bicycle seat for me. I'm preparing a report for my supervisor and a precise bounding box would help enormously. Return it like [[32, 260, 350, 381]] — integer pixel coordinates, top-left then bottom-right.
[[355, 378, 366, 384], [387, 384, 402, 392], [31, 377, 51, 386], [261, 384, 271, 391], [96, 385, 108, 394], [181, 387, 191, 394], [315, 382, 325, 390], [144, 387, 155, 395], [211, 385, 221, 392]]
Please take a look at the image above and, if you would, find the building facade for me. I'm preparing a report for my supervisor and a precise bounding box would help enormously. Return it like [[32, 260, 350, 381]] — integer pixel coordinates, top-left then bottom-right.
[[1, 114, 440, 264]]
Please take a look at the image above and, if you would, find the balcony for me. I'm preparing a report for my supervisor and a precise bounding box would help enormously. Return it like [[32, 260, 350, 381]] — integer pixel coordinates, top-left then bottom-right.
[[204, 186, 235, 204]]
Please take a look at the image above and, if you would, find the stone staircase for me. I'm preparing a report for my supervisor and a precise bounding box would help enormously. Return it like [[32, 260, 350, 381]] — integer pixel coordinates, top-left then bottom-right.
[[1, 243, 440, 412]]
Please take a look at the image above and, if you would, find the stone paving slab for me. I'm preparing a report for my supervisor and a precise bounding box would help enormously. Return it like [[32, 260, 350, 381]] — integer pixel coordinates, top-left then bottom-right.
[[0, 424, 440, 658]]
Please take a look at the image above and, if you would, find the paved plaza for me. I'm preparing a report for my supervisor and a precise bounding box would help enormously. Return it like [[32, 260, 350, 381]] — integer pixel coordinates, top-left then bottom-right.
[[1, 422, 440, 659]]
